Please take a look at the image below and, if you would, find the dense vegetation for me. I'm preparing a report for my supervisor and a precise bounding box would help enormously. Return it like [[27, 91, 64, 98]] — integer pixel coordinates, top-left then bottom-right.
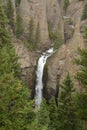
[[0, 3, 34, 130], [0, 0, 87, 130]]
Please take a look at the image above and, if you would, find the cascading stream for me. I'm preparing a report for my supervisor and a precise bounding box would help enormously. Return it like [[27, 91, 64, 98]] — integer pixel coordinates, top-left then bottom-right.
[[35, 48, 53, 107]]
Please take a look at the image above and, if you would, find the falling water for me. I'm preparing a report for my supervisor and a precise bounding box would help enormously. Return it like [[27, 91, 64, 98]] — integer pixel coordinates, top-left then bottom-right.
[[35, 48, 53, 107]]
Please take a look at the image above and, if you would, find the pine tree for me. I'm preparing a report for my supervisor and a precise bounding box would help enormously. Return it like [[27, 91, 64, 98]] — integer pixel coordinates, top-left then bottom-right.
[[53, 30, 63, 50], [28, 100, 50, 130], [37, 100, 50, 129], [0, 4, 11, 48], [28, 18, 34, 44], [6, 0, 15, 31], [35, 22, 40, 47], [0, 37, 35, 130], [76, 92, 87, 129], [16, 13, 23, 38], [75, 48, 87, 129], [75, 48, 87, 88], [49, 97, 58, 130], [56, 74, 80, 130]]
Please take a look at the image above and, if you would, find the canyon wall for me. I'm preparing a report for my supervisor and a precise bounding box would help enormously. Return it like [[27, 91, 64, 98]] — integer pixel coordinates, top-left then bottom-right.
[[44, 0, 85, 99], [5, 0, 63, 95]]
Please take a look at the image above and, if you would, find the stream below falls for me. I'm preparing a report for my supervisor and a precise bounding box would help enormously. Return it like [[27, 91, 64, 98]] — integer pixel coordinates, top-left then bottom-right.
[[35, 48, 54, 107]]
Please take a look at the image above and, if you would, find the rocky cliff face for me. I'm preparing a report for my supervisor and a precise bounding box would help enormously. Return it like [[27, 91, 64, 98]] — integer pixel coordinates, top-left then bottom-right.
[[20, 0, 49, 46], [46, 0, 62, 31], [44, 0, 85, 99], [19, 0, 63, 46]]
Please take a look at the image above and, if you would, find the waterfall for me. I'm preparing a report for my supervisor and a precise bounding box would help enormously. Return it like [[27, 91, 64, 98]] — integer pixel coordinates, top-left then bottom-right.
[[35, 48, 53, 107]]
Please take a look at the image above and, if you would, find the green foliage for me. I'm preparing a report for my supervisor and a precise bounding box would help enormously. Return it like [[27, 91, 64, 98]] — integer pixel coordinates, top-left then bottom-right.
[[53, 30, 63, 50], [28, 18, 34, 44], [83, 26, 87, 39], [75, 48, 87, 129], [76, 92, 87, 130], [46, 74, 81, 130], [0, 30, 35, 130], [76, 92, 87, 121], [0, 4, 11, 48], [16, 13, 23, 39], [37, 100, 50, 129], [48, 23, 55, 41], [0, 4, 36, 130], [0, 46, 20, 77], [0, 52, 34, 129], [0, 4, 8, 27], [82, 3, 87, 21], [56, 74, 80, 130], [28, 19, 41, 50], [49, 97, 58, 130], [6, 0, 15, 32], [28, 18, 36, 50], [63, 0, 69, 13], [48, 24, 63, 50], [75, 48, 87, 88], [27, 100, 50, 130]]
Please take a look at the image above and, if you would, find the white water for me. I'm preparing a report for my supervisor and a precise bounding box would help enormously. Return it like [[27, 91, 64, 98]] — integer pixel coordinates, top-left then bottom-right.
[[35, 48, 53, 107]]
